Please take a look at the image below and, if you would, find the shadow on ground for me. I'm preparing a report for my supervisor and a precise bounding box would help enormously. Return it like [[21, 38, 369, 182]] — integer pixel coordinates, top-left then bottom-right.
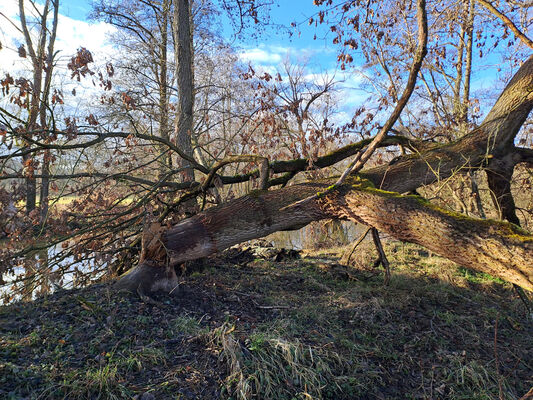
[[1, 242, 532, 399]]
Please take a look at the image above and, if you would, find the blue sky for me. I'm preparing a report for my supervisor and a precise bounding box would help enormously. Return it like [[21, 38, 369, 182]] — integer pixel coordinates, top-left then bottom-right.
[[53, 0, 337, 69], [56, 0, 328, 44], [1, 0, 524, 128], [0, 0, 367, 124], [55, 0, 90, 20], [46, 0, 365, 116]]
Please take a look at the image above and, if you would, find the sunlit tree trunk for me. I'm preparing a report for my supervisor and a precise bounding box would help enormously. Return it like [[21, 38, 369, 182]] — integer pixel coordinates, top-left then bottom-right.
[[18, 0, 58, 221], [158, 0, 171, 180], [462, 0, 474, 128], [173, 0, 195, 183], [39, 0, 59, 225], [19, 0, 42, 215]]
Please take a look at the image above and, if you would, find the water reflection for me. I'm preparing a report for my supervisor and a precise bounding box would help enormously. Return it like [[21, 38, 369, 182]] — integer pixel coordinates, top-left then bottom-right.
[[2, 220, 367, 304], [267, 220, 368, 250], [1, 244, 106, 304]]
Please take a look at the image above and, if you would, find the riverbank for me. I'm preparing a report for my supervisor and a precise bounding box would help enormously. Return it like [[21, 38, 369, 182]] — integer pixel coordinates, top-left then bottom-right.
[[1, 242, 531, 399]]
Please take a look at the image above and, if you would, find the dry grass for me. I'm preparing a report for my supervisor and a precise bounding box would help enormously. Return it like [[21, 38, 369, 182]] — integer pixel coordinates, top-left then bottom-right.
[[1, 241, 531, 399]]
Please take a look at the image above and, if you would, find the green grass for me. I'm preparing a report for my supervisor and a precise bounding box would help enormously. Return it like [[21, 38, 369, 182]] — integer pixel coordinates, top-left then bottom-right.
[[0, 241, 531, 399]]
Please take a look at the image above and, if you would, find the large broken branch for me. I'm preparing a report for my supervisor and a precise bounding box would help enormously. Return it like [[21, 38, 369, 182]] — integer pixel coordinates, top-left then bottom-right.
[[116, 56, 533, 294], [117, 178, 533, 293]]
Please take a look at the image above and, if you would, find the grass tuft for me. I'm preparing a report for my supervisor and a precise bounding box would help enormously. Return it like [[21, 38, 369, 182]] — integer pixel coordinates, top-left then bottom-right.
[[0, 241, 531, 399]]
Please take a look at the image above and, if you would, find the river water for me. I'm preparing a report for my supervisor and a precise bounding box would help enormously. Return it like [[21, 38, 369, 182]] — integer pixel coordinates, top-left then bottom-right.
[[1, 220, 367, 304]]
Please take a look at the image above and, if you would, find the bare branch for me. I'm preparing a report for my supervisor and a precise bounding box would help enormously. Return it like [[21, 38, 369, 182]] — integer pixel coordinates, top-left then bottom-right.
[[475, 0, 533, 50]]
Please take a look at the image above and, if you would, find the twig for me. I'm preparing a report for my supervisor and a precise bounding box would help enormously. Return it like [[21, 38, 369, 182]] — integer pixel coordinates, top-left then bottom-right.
[[475, 0, 533, 50], [519, 387, 533, 400], [341, 226, 371, 265], [137, 285, 165, 307], [202, 155, 269, 192], [255, 305, 291, 309], [493, 317, 504, 400]]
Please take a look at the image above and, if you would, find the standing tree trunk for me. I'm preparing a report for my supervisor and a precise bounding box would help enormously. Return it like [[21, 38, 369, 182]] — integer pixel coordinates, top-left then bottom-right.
[[39, 0, 59, 225], [461, 0, 474, 129], [158, 0, 171, 180], [173, 0, 195, 183], [19, 0, 43, 215], [18, 0, 58, 221]]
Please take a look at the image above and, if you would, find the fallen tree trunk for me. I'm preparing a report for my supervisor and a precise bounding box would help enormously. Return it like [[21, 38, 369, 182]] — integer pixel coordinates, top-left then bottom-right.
[[325, 184, 533, 291], [116, 56, 533, 294], [116, 178, 533, 293]]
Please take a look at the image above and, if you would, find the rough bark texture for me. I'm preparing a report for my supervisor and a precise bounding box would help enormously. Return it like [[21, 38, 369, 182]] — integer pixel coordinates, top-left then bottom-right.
[[116, 178, 533, 293], [116, 184, 328, 293], [361, 55, 533, 193], [173, 0, 195, 183], [487, 160, 520, 225], [325, 185, 532, 291], [116, 56, 533, 294], [158, 0, 171, 180]]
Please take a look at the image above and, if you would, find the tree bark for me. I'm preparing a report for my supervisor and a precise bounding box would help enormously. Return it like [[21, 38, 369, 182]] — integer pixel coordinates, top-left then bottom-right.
[[475, 0, 533, 50], [18, 0, 58, 220], [116, 178, 533, 293], [39, 0, 59, 225], [173, 0, 195, 183], [19, 0, 43, 215], [116, 55, 533, 294], [486, 159, 520, 225], [158, 0, 171, 180], [360, 55, 533, 193]]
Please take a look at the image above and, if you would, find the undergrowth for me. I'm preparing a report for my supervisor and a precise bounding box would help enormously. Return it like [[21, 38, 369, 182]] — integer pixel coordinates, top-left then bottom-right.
[[0, 241, 531, 399]]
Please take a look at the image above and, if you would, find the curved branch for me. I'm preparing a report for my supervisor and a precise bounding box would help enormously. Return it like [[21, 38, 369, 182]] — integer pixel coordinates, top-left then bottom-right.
[[347, 0, 428, 175], [218, 135, 413, 185], [1, 129, 208, 174], [475, 0, 533, 50], [202, 155, 269, 191], [0, 171, 193, 189]]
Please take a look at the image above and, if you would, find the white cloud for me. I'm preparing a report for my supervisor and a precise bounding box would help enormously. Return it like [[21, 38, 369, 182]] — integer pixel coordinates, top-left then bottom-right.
[[336, 71, 369, 106], [0, 0, 115, 77], [239, 47, 284, 64], [0, 1, 372, 127], [238, 43, 337, 71], [236, 42, 373, 125]]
